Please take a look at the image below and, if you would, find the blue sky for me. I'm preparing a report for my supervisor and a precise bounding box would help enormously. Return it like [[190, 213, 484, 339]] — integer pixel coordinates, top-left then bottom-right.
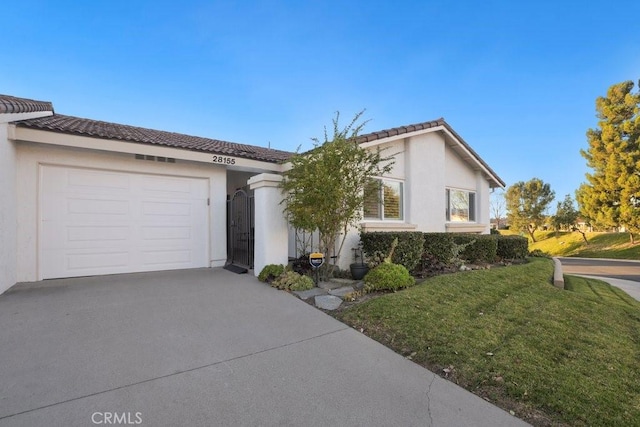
[[3, 0, 639, 209]]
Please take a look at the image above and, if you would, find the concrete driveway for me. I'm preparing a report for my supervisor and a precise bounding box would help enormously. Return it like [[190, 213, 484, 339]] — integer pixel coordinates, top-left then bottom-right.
[[0, 268, 527, 426]]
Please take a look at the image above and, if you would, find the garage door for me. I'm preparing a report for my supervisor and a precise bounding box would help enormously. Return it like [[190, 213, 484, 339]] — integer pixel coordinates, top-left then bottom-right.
[[40, 165, 209, 279]]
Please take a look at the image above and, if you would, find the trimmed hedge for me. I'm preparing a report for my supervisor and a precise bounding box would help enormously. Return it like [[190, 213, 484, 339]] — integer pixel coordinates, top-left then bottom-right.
[[452, 234, 498, 263], [360, 231, 424, 272], [362, 232, 528, 271], [423, 233, 455, 264], [496, 235, 529, 259]]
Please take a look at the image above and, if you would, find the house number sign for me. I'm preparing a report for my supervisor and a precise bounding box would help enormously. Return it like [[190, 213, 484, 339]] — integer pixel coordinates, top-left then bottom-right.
[[212, 155, 236, 165], [309, 252, 325, 268]]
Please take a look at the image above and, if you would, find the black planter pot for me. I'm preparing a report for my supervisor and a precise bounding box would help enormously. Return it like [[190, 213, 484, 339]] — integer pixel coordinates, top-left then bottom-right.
[[350, 263, 369, 280]]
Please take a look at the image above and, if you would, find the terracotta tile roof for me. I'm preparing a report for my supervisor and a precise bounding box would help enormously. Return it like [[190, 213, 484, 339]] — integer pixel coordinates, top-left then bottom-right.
[[357, 118, 505, 187], [15, 114, 292, 163], [0, 94, 53, 114], [356, 118, 445, 143]]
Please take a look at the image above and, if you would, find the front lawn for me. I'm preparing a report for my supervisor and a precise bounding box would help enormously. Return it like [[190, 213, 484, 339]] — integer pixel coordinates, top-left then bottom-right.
[[335, 258, 640, 426]]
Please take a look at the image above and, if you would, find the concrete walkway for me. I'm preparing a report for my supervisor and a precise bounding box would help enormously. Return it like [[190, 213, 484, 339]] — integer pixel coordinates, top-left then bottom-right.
[[0, 268, 528, 426]]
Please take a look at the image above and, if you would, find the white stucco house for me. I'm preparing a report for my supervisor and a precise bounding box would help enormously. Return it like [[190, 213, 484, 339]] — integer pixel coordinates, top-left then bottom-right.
[[0, 94, 504, 295]]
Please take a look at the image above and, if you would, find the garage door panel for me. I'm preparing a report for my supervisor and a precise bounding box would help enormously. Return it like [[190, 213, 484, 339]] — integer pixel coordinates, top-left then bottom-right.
[[140, 249, 192, 266], [139, 176, 194, 197], [40, 166, 209, 279], [141, 201, 191, 216], [67, 198, 131, 215], [66, 169, 130, 191], [67, 226, 131, 242], [141, 226, 191, 240]]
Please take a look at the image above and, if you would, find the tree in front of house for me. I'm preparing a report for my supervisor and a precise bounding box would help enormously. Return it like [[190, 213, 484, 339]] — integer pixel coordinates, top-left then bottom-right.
[[505, 178, 555, 242], [577, 80, 640, 243], [280, 111, 394, 276], [552, 194, 588, 244]]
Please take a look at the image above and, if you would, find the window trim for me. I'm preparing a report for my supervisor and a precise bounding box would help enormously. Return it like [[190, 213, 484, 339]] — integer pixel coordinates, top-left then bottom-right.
[[446, 188, 476, 223], [363, 177, 405, 222]]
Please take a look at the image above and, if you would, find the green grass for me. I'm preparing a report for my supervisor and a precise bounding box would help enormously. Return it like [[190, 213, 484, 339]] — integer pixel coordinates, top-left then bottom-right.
[[564, 275, 640, 308], [336, 259, 640, 426], [521, 230, 640, 259]]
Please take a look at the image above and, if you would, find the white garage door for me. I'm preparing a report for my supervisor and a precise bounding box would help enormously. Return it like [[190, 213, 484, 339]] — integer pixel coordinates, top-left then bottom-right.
[[40, 165, 209, 279]]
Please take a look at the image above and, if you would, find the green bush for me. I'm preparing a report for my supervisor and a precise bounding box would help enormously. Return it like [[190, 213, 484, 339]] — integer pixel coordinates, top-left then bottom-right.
[[363, 263, 415, 292], [258, 264, 285, 283], [452, 234, 498, 263], [360, 232, 424, 272], [423, 233, 455, 264], [496, 235, 529, 260], [271, 271, 315, 291], [529, 248, 551, 258]]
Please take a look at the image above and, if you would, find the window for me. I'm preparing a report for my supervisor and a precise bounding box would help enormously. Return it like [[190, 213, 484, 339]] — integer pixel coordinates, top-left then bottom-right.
[[364, 178, 403, 220], [446, 189, 476, 222]]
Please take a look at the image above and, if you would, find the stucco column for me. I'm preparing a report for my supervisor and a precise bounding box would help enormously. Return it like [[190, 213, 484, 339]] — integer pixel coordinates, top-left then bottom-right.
[[248, 173, 289, 276], [475, 170, 490, 233]]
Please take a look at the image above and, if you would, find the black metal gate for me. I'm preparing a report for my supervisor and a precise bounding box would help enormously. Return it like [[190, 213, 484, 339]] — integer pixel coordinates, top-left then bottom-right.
[[227, 190, 254, 269]]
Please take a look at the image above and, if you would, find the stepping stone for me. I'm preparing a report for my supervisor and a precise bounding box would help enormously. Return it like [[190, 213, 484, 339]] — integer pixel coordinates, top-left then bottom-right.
[[317, 281, 343, 290], [292, 287, 327, 300], [328, 286, 355, 298], [330, 278, 357, 286], [314, 295, 342, 310]]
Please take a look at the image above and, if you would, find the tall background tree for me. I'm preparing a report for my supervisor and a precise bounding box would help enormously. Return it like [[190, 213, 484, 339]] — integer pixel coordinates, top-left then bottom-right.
[[505, 178, 555, 242], [280, 111, 394, 275], [552, 194, 588, 244], [577, 80, 640, 243], [490, 191, 506, 230]]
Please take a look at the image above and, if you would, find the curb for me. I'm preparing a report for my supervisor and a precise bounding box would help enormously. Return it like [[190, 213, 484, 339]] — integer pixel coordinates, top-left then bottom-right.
[[552, 257, 564, 289]]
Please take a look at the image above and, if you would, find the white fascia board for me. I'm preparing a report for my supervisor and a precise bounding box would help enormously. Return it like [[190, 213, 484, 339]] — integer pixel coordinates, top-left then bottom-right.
[[0, 111, 53, 124], [9, 126, 284, 173]]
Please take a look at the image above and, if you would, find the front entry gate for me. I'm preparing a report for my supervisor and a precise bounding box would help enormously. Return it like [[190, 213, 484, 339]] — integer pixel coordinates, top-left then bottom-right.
[[227, 190, 255, 269]]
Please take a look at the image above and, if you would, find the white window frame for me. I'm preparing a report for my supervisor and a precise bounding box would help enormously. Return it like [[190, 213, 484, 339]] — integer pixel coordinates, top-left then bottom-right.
[[364, 177, 404, 221], [446, 188, 476, 223]]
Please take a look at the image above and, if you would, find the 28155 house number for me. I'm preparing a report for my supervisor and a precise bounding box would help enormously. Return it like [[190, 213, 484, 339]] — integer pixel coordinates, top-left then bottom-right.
[[212, 155, 236, 165]]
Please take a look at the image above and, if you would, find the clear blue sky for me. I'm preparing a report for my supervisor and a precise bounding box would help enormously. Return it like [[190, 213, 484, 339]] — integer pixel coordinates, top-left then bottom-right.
[[3, 0, 639, 209]]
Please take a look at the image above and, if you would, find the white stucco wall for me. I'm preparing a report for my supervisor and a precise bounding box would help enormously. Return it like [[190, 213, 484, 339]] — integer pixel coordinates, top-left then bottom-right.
[[405, 132, 447, 231], [0, 124, 17, 294], [444, 144, 477, 190], [14, 141, 228, 282]]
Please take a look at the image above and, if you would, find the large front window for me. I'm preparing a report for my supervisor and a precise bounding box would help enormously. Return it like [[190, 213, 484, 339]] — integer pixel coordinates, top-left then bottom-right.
[[364, 179, 403, 220], [446, 189, 476, 222]]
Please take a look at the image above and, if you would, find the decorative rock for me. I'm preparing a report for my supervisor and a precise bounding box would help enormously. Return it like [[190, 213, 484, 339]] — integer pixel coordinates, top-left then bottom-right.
[[330, 278, 357, 286], [292, 287, 328, 300], [317, 281, 343, 290], [328, 286, 355, 298], [314, 295, 342, 310]]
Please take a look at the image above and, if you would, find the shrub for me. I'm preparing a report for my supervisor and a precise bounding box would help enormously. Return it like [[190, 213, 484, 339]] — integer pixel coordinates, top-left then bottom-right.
[[452, 234, 498, 263], [423, 233, 455, 264], [496, 235, 529, 260], [360, 232, 424, 272], [529, 249, 551, 258], [258, 264, 285, 283], [363, 263, 415, 292], [271, 271, 315, 291]]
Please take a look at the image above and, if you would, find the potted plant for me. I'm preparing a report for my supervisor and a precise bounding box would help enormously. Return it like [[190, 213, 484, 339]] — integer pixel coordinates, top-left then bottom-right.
[[350, 244, 369, 280]]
